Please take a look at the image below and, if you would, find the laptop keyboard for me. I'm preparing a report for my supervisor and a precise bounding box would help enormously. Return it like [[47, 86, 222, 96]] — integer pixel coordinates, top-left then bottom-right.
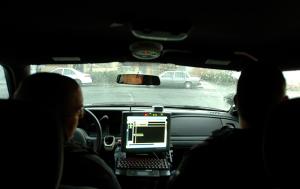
[[117, 158, 170, 170]]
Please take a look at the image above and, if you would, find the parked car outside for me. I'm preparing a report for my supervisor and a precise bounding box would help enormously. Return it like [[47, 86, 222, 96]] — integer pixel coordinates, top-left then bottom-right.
[[51, 67, 93, 85], [159, 71, 201, 88]]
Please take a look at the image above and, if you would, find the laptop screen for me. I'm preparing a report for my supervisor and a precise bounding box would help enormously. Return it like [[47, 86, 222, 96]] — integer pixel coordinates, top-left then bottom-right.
[[121, 111, 171, 153]]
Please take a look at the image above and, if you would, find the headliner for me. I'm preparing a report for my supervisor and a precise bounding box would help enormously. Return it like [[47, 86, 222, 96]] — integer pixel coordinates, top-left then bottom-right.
[[1, 2, 300, 70]]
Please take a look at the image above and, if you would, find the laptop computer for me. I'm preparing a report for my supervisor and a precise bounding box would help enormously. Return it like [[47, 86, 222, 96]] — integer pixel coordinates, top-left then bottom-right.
[[115, 111, 171, 176]]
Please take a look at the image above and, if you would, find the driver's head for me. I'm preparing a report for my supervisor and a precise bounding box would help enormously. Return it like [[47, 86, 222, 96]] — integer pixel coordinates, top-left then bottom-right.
[[235, 64, 287, 128], [14, 72, 83, 140]]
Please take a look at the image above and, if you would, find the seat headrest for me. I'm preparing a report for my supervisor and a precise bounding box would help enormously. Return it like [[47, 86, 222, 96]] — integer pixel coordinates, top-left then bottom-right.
[[0, 99, 64, 189], [263, 98, 300, 188]]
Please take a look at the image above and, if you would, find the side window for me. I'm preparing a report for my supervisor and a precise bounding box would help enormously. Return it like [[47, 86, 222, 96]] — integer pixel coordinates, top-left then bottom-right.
[[52, 69, 62, 74], [63, 69, 75, 75], [175, 72, 186, 79], [161, 72, 173, 79], [0, 66, 9, 99], [284, 70, 300, 99]]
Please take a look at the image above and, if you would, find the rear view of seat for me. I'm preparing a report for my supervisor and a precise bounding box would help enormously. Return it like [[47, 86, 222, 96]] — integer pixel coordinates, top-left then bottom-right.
[[263, 98, 300, 188], [0, 99, 64, 189]]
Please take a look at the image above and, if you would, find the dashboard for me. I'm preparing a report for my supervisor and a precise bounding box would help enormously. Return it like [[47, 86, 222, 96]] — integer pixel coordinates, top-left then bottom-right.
[[79, 106, 239, 168]]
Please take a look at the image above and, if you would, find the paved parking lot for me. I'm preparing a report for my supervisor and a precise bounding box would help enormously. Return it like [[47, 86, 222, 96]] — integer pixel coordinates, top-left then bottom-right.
[[81, 82, 234, 111]]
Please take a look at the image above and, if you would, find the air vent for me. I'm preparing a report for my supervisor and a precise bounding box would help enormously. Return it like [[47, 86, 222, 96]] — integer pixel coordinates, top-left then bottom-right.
[[225, 123, 236, 129], [221, 119, 239, 128]]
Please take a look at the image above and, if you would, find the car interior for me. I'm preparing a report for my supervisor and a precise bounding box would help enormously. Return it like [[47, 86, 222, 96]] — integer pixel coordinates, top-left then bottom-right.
[[1, 3, 300, 189]]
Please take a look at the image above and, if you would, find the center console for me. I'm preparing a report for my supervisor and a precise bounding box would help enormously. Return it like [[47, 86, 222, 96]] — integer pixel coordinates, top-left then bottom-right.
[[106, 107, 173, 189]]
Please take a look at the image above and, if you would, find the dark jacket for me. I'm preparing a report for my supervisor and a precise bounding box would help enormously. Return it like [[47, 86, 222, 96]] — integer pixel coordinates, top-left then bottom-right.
[[168, 127, 268, 189], [61, 140, 121, 189]]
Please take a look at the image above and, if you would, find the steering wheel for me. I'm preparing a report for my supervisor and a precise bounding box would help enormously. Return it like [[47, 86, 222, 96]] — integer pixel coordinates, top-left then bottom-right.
[[74, 108, 102, 153]]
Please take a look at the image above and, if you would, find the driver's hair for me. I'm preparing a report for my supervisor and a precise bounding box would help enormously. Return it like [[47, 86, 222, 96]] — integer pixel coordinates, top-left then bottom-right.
[[235, 64, 286, 127], [13, 72, 80, 117]]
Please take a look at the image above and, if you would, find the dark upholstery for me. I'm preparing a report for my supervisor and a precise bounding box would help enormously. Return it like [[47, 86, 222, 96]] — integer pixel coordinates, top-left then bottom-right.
[[62, 142, 121, 189], [0, 100, 64, 189], [168, 127, 267, 189], [73, 128, 88, 146], [263, 98, 300, 188], [60, 186, 98, 189]]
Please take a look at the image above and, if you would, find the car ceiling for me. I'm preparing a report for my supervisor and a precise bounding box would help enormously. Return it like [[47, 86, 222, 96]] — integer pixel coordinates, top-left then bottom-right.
[[1, 2, 300, 70]]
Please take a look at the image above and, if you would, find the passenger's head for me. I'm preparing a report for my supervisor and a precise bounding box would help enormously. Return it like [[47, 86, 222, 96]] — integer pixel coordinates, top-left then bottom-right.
[[234, 64, 287, 128], [14, 72, 83, 140]]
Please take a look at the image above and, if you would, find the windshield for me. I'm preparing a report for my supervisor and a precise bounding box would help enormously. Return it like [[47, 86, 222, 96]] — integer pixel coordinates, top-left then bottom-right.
[[30, 62, 300, 111]]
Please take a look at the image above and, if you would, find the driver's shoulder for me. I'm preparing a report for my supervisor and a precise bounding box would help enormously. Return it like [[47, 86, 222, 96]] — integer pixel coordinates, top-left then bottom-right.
[[64, 139, 96, 155]]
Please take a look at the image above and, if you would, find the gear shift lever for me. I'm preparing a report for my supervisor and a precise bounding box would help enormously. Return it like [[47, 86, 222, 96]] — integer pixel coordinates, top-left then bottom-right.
[[104, 135, 115, 151], [100, 115, 115, 151]]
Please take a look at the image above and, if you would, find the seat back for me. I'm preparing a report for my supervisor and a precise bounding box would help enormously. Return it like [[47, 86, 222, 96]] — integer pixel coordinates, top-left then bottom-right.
[[0, 99, 64, 189], [263, 98, 300, 188]]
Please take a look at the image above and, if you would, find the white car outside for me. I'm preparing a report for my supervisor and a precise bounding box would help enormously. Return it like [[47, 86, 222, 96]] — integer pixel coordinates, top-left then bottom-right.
[[159, 71, 201, 88], [51, 68, 93, 85]]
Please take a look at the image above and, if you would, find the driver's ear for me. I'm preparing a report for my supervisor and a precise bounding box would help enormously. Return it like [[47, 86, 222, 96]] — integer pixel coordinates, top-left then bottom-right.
[[79, 107, 84, 119], [63, 116, 79, 140]]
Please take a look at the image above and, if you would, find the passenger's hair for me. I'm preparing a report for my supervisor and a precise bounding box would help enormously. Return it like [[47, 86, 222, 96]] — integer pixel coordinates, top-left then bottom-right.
[[236, 64, 286, 127], [13, 72, 80, 117]]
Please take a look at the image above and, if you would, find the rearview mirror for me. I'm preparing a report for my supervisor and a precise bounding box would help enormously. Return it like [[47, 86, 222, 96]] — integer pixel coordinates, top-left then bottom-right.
[[116, 74, 160, 85]]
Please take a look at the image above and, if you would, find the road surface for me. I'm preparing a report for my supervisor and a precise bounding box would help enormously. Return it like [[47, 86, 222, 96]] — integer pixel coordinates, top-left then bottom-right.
[[81, 81, 234, 111]]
